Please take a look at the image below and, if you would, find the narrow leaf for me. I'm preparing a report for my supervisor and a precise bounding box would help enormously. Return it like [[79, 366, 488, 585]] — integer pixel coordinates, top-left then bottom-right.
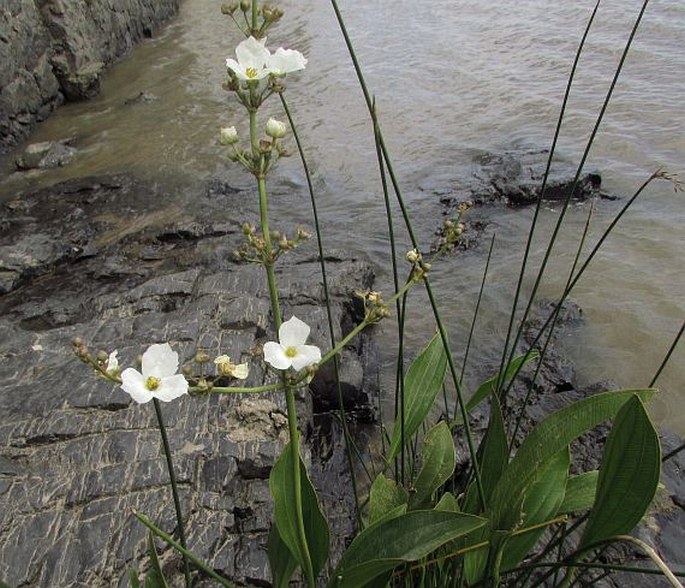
[[369, 473, 408, 524], [558, 471, 599, 514], [580, 395, 661, 549], [490, 389, 654, 529], [465, 351, 539, 413], [268, 525, 298, 588], [270, 442, 330, 580], [388, 333, 448, 461], [410, 422, 456, 509], [145, 532, 170, 588], [128, 570, 141, 588], [330, 510, 486, 588], [463, 395, 508, 514]]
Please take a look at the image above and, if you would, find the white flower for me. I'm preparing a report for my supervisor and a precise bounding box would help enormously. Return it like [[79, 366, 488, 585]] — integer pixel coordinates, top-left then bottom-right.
[[225, 36, 272, 81], [263, 316, 321, 371], [265, 118, 287, 139], [219, 126, 239, 145], [268, 47, 307, 76], [214, 355, 249, 379], [106, 350, 120, 377], [225, 36, 307, 82], [120, 343, 188, 404]]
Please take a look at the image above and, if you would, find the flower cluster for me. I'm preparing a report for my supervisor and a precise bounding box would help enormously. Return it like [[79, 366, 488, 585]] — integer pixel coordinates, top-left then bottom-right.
[[234, 222, 311, 264]]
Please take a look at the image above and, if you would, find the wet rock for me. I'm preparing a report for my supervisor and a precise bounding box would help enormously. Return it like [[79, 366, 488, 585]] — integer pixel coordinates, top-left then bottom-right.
[[0, 0, 181, 152], [124, 90, 160, 105], [471, 149, 602, 206], [14, 138, 76, 170], [0, 174, 377, 587]]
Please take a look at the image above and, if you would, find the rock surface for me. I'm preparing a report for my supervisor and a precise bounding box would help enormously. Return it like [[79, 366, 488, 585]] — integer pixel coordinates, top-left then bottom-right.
[[0, 0, 181, 153], [0, 174, 377, 587]]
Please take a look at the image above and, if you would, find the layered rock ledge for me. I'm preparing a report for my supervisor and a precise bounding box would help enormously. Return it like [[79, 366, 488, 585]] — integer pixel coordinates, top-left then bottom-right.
[[0, 175, 377, 586], [1, 0, 181, 153]]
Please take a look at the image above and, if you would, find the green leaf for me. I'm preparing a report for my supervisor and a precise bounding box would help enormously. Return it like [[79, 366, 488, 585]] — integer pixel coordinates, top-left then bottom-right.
[[144, 533, 170, 588], [465, 351, 539, 414], [558, 471, 599, 514], [410, 422, 456, 509], [270, 441, 330, 581], [268, 525, 298, 588], [580, 395, 661, 549], [388, 333, 447, 461], [369, 473, 408, 524], [435, 491, 459, 513], [463, 395, 508, 514], [500, 447, 570, 572], [329, 510, 487, 588], [489, 389, 654, 530], [128, 570, 141, 588]]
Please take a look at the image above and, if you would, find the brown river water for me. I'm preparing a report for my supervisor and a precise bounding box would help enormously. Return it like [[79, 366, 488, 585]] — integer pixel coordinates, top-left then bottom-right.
[[1, 0, 683, 433]]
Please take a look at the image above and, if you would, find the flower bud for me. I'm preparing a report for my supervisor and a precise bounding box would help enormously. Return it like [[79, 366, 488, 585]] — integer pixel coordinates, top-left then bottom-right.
[[72, 336, 84, 347], [221, 1, 239, 14], [219, 126, 239, 145], [195, 351, 211, 364], [240, 0, 251, 11], [265, 118, 287, 139], [405, 249, 420, 264]]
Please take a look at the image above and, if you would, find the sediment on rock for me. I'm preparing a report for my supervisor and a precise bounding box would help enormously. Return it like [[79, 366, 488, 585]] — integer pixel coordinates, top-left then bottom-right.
[[0, 0, 181, 153], [0, 174, 378, 587]]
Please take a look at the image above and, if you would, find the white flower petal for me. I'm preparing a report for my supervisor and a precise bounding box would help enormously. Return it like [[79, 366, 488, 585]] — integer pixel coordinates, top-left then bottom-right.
[[279, 316, 310, 347], [290, 344, 321, 371], [233, 363, 250, 380], [263, 341, 292, 370], [106, 350, 119, 375], [154, 375, 189, 402], [269, 47, 307, 74], [141, 343, 178, 378], [235, 36, 270, 69], [120, 368, 153, 403]]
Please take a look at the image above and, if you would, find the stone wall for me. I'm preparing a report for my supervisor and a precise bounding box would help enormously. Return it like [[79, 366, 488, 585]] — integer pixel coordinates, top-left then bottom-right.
[[0, 0, 181, 154]]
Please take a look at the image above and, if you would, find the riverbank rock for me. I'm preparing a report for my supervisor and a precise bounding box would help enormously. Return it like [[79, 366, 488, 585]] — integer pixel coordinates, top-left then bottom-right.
[[0, 0, 181, 153], [0, 174, 378, 586], [14, 137, 76, 170]]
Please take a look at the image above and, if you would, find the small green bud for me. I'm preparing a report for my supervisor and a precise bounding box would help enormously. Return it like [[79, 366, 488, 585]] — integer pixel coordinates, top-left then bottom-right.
[[219, 126, 239, 145]]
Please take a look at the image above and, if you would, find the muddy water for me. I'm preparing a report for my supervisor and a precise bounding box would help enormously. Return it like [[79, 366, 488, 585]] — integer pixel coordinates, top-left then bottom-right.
[[1, 0, 683, 432]]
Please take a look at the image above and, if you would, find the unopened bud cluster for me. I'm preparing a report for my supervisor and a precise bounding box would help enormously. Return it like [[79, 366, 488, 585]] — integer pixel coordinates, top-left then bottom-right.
[[221, 1, 284, 37], [405, 248, 431, 281], [72, 337, 121, 382], [219, 118, 290, 177], [437, 200, 473, 253], [234, 223, 311, 264], [355, 290, 391, 324]]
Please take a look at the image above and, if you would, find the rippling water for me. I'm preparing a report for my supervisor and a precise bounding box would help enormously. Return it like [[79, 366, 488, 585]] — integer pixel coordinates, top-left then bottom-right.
[[1, 0, 683, 432]]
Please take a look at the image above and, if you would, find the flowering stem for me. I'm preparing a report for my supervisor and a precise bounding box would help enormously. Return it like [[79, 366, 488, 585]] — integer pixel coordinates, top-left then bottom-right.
[[250, 109, 314, 586], [152, 398, 192, 587]]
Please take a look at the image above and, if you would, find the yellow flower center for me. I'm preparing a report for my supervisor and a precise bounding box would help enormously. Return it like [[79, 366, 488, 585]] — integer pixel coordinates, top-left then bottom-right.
[[245, 67, 258, 79], [146, 376, 161, 391], [285, 346, 298, 358]]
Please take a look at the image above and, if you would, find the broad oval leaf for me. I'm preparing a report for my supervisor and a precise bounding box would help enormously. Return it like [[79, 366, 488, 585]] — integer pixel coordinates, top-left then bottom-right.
[[435, 491, 459, 513], [369, 473, 408, 524], [580, 395, 660, 549], [410, 421, 456, 509], [330, 510, 487, 588], [558, 471, 599, 515], [270, 441, 330, 581], [500, 447, 570, 572], [388, 333, 447, 461], [490, 389, 655, 530]]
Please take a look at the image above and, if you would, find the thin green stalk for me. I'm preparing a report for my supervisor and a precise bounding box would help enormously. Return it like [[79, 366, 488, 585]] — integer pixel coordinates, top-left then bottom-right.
[[329, 0, 486, 509], [501, 169, 664, 402], [502, 0, 651, 398], [279, 92, 363, 526], [508, 200, 595, 449], [251, 0, 258, 33], [152, 398, 192, 588], [649, 321, 684, 387], [205, 382, 284, 394], [134, 511, 235, 587], [494, 0, 600, 397], [511, 561, 685, 580]]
